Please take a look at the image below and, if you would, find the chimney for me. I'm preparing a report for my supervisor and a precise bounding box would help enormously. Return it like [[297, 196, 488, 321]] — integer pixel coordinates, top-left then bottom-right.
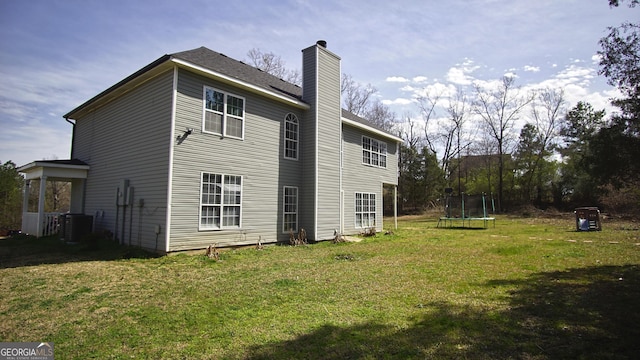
[[300, 41, 341, 241]]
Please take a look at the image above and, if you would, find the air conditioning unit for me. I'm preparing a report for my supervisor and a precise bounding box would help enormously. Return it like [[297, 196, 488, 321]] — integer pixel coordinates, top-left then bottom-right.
[[59, 214, 93, 243]]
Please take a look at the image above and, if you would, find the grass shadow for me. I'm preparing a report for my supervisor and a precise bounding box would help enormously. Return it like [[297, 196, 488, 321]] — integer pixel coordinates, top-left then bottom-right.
[[0, 233, 158, 269], [247, 264, 640, 359]]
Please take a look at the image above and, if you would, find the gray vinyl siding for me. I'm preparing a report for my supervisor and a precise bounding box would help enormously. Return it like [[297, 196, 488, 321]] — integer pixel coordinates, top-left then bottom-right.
[[168, 69, 303, 250], [72, 69, 174, 252], [314, 48, 342, 240], [341, 124, 399, 234], [300, 46, 317, 239]]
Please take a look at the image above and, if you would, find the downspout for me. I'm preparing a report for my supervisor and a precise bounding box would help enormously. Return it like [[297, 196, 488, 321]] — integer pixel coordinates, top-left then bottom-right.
[[64, 116, 76, 159], [65, 116, 87, 213]]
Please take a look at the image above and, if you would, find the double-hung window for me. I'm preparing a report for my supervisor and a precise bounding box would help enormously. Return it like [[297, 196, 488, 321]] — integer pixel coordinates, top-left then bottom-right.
[[284, 113, 299, 160], [200, 173, 242, 230], [283, 186, 298, 232], [355, 192, 376, 228], [362, 136, 387, 168], [203, 87, 245, 139]]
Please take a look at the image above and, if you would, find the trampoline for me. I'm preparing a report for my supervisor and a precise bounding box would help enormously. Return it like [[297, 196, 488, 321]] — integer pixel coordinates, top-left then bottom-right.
[[437, 192, 496, 228]]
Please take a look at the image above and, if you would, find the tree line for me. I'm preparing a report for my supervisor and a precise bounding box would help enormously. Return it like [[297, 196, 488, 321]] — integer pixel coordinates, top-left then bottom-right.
[[390, 1, 639, 215]]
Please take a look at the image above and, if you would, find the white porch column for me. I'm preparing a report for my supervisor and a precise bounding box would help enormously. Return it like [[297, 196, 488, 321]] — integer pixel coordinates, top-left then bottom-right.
[[394, 185, 398, 230], [36, 175, 47, 237], [70, 178, 85, 213], [21, 180, 30, 232]]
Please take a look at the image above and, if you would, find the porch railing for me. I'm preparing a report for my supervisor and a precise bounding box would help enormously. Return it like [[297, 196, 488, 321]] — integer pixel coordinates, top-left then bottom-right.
[[22, 212, 61, 237], [43, 212, 61, 236]]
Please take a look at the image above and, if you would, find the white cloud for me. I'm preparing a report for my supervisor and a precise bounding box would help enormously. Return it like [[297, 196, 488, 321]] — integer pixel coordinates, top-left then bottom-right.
[[412, 76, 428, 83], [503, 71, 519, 78], [400, 85, 417, 92], [523, 65, 540, 72], [446, 67, 472, 85], [445, 59, 480, 85], [386, 76, 410, 83], [555, 64, 594, 80], [382, 98, 414, 106]]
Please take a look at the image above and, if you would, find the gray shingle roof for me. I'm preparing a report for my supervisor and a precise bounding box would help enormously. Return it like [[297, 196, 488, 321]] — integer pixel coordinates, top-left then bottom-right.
[[341, 109, 397, 138], [66, 46, 398, 140], [171, 47, 303, 102], [172, 47, 397, 139]]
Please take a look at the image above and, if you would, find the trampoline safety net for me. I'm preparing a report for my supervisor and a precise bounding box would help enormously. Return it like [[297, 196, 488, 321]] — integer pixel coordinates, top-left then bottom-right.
[[438, 193, 496, 228]]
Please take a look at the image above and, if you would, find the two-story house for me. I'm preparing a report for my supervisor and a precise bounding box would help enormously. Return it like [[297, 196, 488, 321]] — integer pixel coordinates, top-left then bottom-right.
[[19, 41, 401, 253]]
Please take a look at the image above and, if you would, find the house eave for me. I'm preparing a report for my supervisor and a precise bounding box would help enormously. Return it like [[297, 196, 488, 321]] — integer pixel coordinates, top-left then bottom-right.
[[341, 117, 402, 143], [64, 55, 174, 120], [170, 58, 310, 110], [18, 160, 90, 181]]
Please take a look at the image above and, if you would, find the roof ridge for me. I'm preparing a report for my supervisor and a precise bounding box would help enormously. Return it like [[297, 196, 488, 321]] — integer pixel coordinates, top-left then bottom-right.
[[171, 46, 301, 90]]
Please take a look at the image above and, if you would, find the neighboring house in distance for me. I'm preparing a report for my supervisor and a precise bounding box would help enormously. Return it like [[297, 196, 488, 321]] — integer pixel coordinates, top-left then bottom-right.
[[18, 41, 401, 253]]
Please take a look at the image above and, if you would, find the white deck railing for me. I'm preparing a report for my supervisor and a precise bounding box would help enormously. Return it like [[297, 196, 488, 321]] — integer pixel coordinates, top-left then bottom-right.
[[43, 213, 60, 236], [22, 212, 61, 237], [22, 212, 39, 235]]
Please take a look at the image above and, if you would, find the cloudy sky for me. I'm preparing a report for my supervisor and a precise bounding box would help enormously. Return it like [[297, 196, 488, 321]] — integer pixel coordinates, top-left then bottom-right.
[[0, 0, 636, 166]]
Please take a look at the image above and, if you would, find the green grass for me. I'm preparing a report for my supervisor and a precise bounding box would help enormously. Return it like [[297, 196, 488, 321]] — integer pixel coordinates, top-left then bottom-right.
[[1, 215, 639, 359]]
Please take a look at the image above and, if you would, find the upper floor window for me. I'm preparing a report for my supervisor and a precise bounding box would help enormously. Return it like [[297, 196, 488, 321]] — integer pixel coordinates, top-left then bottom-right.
[[362, 136, 387, 168], [203, 87, 245, 139], [284, 113, 299, 160]]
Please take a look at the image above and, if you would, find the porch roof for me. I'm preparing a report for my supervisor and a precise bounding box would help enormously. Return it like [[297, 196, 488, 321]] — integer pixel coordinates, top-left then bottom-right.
[[18, 159, 89, 181]]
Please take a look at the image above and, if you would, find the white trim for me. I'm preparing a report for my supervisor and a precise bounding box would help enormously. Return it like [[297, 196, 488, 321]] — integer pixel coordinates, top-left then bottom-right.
[[379, 183, 384, 230], [283, 113, 299, 160], [354, 192, 377, 229], [172, 58, 309, 110], [18, 161, 89, 172], [341, 117, 402, 143], [198, 172, 243, 231], [313, 46, 319, 240], [361, 135, 388, 168], [202, 86, 245, 140], [338, 60, 344, 235], [165, 66, 179, 252], [282, 186, 299, 233]]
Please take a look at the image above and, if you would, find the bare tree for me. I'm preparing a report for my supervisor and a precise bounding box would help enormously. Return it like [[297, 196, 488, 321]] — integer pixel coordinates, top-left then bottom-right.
[[521, 88, 566, 203], [473, 76, 533, 210], [246, 48, 301, 85], [400, 112, 421, 149], [531, 88, 565, 156], [341, 73, 377, 116], [362, 99, 397, 132], [415, 90, 443, 155], [444, 88, 470, 194]]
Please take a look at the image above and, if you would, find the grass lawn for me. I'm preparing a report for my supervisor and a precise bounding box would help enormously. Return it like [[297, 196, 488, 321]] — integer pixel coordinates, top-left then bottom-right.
[[1, 214, 639, 359]]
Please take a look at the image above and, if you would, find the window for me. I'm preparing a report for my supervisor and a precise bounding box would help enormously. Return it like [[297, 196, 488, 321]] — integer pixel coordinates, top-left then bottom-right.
[[362, 136, 387, 168], [355, 192, 376, 228], [283, 186, 298, 232], [203, 87, 245, 139], [200, 173, 242, 230], [284, 113, 299, 160]]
